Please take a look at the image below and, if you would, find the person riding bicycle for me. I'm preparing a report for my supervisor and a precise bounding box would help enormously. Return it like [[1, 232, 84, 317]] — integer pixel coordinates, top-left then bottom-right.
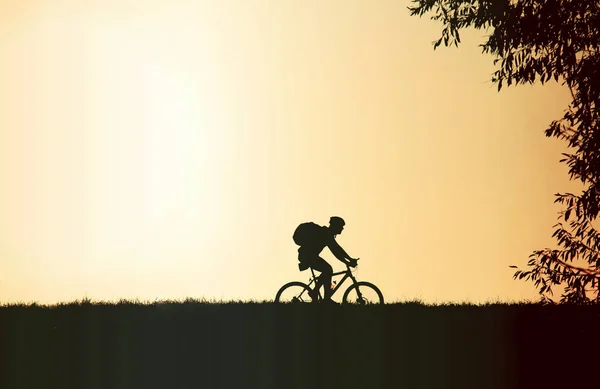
[[294, 216, 358, 303]]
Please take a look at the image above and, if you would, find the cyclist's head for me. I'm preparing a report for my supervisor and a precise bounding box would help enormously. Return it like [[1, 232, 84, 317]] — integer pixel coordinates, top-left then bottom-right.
[[329, 216, 345, 235]]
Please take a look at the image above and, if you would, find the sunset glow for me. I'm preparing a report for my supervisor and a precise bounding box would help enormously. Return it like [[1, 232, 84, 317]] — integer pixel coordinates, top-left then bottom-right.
[[0, 0, 575, 304]]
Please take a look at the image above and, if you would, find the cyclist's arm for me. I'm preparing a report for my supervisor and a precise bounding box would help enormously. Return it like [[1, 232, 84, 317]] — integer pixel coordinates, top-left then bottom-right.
[[327, 238, 355, 265]]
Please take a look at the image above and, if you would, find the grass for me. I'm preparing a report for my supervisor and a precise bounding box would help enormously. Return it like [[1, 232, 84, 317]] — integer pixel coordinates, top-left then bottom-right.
[[1, 299, 599, 389]]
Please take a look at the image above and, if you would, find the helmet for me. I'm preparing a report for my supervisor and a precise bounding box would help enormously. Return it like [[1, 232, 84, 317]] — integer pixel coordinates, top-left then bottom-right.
[[329, 216, 345, 227]]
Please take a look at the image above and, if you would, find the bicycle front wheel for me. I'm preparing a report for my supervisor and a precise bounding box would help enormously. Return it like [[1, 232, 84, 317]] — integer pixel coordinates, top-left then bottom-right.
[[275, 281, 316, 303], [342, 281, 384, 305]]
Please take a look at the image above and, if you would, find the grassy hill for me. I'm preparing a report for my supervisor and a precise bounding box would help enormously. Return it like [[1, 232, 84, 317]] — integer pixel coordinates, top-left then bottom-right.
[[1, 299, 599, 389]]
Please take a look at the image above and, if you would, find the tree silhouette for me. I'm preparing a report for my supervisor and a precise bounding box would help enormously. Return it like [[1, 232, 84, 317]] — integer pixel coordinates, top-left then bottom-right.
[[409, 0, 600, 304]]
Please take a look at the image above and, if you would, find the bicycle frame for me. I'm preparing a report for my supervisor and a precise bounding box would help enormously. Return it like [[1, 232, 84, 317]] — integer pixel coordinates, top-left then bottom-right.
[[306, 265, 357, 299]]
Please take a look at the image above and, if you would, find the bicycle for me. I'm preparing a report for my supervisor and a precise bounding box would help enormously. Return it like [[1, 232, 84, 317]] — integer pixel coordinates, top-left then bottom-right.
[[275, 259, 384, 304]]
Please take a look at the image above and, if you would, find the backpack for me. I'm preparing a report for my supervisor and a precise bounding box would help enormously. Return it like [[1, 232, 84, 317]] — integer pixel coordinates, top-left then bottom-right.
[[293, 222, 322, 246]]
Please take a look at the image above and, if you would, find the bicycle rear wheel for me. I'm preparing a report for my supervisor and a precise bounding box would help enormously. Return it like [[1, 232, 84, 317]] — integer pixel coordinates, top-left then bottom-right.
[[275, 281, 317, 303], [342, 281, 384, 305]]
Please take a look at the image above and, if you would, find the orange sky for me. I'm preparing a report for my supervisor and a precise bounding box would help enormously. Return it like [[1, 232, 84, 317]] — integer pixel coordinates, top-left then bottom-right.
[[0, 0, 577, 304]]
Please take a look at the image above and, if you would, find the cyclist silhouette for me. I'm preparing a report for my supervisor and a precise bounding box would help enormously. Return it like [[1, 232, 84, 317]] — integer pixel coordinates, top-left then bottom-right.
[[295, 216, 358, 303]]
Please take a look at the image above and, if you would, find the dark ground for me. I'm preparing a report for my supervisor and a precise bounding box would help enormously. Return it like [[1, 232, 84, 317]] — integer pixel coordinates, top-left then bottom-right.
[[1, 300, 599, 389]]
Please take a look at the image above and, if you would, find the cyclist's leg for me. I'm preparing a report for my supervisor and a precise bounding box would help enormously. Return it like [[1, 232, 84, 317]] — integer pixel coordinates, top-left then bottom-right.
[[298, 250, 318, 298], [309, 257, 334, 300], [299, 249, 333, 299]]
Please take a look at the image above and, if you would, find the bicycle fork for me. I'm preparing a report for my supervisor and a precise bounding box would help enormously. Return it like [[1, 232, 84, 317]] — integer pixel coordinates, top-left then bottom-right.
[[349, 274, 366, 303]]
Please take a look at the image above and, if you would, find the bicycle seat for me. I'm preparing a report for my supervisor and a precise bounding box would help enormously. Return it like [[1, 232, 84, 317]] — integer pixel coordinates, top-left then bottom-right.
[[298, 262, 309, 271]]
